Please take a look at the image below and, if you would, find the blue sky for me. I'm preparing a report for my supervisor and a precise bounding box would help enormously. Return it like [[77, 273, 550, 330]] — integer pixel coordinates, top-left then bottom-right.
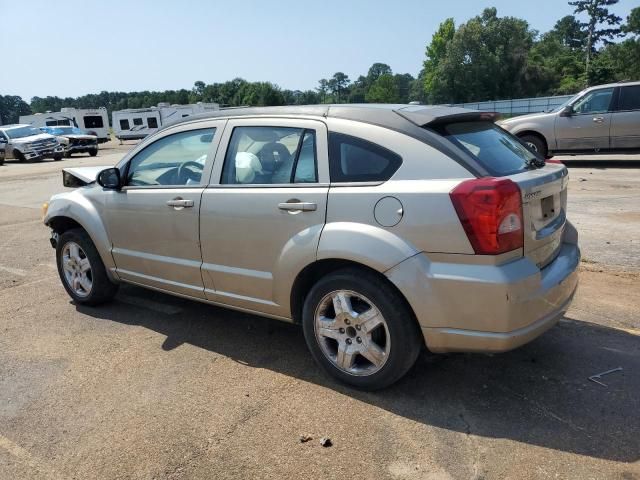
[[1, 0, 634, 101]]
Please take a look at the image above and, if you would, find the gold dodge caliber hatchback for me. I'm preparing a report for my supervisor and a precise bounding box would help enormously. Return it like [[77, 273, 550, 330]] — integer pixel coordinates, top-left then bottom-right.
[[44, 105, 580, 389]]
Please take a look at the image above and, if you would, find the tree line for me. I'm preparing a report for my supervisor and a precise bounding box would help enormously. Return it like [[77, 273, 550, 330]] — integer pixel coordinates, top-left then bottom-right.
[[1, 1, 638, 125]]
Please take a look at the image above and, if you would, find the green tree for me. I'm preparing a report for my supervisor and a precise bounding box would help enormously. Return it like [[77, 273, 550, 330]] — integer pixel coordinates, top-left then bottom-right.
[[393, 73, 415, 103], [366, 63, 393, 85], [428, 8, 539, 103], [422, 18, 456, 103], [317, 79, 329, 103], [328, 72, 350, 103], [569, 0, 622, 81], [0, 95, 31, 124], [365, 74, 400, 103], [622, 7, 640, 35]]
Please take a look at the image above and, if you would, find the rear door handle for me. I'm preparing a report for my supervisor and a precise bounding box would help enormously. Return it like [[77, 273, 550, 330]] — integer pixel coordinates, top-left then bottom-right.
[[592, 116, 604, 123], [278, 201, 317, 212], [166, 197, 194, 209]]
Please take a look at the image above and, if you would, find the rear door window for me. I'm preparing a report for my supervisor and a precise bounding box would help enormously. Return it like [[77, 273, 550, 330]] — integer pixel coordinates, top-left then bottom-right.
[[83, 116, 104, 128], [618, 85, 640, 111], [441, 122, 537, 176], [328, 132, 402, 182]]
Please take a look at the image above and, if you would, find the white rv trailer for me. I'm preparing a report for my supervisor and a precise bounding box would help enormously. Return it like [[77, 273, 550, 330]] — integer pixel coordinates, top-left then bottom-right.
[[19, 107, 110, 143], [112, 102, 220, 140]]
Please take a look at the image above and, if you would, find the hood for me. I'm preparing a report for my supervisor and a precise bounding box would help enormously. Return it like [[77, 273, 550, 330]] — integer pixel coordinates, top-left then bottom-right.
[[498, 111, 554, 126], [10, 133, 56, 144], [62, 165, 111, 186]]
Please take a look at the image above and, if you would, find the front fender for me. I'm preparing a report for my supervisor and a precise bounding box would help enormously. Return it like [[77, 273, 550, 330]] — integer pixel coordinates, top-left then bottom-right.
[[44, 189, 118, 281], [317, 222, 418, 273]]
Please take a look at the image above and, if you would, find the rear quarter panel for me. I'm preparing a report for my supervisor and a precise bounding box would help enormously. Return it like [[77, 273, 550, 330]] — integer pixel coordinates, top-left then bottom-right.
[[319, 118, 474, 272]]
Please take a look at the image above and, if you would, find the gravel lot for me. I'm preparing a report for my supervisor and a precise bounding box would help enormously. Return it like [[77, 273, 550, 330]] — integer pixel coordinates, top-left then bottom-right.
[[0, 143, 638, 479]]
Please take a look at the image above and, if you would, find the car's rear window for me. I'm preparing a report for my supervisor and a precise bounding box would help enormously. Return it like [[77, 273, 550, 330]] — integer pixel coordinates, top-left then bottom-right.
[[440, 121, 537, 176]]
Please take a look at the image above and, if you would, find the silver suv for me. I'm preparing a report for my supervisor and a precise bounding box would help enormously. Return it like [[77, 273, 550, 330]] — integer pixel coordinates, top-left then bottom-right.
[[44, 105, 580, 389], [500, 81, 640, 158]]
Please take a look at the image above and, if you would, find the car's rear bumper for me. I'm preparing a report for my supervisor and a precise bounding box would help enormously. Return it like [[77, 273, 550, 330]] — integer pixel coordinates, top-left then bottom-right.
[[386, 222, 580, 353]]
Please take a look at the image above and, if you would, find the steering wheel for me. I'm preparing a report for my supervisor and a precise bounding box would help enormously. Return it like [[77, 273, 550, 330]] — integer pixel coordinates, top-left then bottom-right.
[[177, 161, 204, 184]]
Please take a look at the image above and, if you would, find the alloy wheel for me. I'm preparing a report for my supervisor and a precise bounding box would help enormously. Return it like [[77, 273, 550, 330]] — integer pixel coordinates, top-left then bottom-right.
[[61, 241, 93, 297], [314, 290, 390, 376]]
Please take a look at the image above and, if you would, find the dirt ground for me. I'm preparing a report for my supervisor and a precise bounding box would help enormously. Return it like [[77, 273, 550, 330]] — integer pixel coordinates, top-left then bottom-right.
[[0, 144, 638, 479]]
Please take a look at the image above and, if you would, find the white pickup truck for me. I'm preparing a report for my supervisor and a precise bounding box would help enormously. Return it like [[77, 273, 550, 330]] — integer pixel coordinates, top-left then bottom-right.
[[0, 124, 64, 162]]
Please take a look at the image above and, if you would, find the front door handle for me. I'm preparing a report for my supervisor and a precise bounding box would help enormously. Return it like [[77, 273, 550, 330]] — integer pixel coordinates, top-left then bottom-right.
[[278, 201, 317, 212], [592, 116, 604, 123], [166, 197, 194, 209]]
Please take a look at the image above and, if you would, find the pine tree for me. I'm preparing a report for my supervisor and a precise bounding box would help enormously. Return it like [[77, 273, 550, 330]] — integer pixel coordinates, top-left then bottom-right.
[[569, 0, 622, 82]]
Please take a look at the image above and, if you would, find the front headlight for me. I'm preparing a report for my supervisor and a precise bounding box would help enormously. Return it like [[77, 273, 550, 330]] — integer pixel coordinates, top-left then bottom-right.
[[59, 137, 69, 145]]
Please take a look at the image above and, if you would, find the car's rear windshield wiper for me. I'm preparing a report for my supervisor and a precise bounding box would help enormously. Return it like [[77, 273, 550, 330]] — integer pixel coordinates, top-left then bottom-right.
[[524, 157, 546, 169]]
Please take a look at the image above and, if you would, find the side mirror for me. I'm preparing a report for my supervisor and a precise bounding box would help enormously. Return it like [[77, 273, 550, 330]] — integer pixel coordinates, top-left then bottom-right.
[[97, 167, 121, 189], [0, 137, 7, 144], [559, 105, 573, 117]]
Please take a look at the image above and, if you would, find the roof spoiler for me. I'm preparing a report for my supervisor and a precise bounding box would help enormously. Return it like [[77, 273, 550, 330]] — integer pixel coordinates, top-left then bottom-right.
[[394, 106, 501, 127]]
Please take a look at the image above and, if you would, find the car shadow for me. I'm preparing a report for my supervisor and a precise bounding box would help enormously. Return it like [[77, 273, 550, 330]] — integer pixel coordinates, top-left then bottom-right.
[[76, 284, 640, 463], [561, 159, 640, 169]]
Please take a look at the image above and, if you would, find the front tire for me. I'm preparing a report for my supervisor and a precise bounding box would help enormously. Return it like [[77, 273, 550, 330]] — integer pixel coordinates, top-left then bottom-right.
[[89, 149, 98, 157], [56, 228, 118, 305], [14, 150, 25, 162], [519, 134, 548, 158], [302, 268, 422, 390], [53, 154, 63, 161]]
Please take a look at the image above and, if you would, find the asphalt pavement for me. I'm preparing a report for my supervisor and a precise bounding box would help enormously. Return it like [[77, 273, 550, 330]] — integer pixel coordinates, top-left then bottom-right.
[[0, 144, 638, 479]]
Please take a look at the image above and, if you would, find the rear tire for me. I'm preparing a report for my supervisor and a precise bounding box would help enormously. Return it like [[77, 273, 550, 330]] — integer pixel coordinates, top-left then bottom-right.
[[64, 151, 72, 158], [519, 134, 548, 158], [89, 149, 98, 157], [55, 228, 118, 306], [302, 268, 422, 390]]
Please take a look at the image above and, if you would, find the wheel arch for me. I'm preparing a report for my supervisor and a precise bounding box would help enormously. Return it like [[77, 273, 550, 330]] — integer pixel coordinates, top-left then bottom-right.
[[289, 258, 420, 339], [45, 194, 117, 281]]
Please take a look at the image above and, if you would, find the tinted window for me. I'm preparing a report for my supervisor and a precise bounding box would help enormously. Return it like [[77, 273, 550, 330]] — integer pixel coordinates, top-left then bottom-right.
[[221, 126, 317, 185], [572, 88, 613, 114], [618, 86, 640, 111], [126, 128, 215, 187], [147, 117, 159, 129], [46, 119, 71, 126], [119, 119, 130, 130], [84, 116, 104, 128], [442, 122, 536, 176], [328, 133, 402, 182], [133, 118, 143, 126]]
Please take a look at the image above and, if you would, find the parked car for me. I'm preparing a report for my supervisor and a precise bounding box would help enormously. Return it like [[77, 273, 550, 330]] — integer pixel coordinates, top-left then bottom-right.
[[499, 80, 640, 157], [0, 124, 64, 162], [43, 105, 580, 390], [40, 126, 98, 157]]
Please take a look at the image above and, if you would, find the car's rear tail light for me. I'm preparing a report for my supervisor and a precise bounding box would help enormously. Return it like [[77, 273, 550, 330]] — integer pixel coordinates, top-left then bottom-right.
[[450, 178, 523, 255], [545, 159, 563, 164]]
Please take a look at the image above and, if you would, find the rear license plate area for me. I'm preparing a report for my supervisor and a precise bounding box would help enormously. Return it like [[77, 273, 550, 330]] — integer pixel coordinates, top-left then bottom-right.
[[541, 195, 555, 220]]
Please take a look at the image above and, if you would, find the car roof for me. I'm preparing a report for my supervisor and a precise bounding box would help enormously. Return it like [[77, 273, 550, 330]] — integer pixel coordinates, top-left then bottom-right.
[[160, 104, 497, 179], [166, 103, 499, 132], [584, 80, 640, 91]]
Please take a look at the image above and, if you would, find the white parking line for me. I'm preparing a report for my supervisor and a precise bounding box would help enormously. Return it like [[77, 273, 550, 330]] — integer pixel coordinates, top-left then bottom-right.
[[118, 293, 183, 315]]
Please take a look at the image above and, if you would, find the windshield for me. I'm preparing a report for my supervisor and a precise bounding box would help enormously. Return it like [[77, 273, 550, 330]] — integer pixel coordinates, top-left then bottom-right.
[[5, 126, 42, 139], [44, 127, 87, 135], [441, 121, 541, 176]]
